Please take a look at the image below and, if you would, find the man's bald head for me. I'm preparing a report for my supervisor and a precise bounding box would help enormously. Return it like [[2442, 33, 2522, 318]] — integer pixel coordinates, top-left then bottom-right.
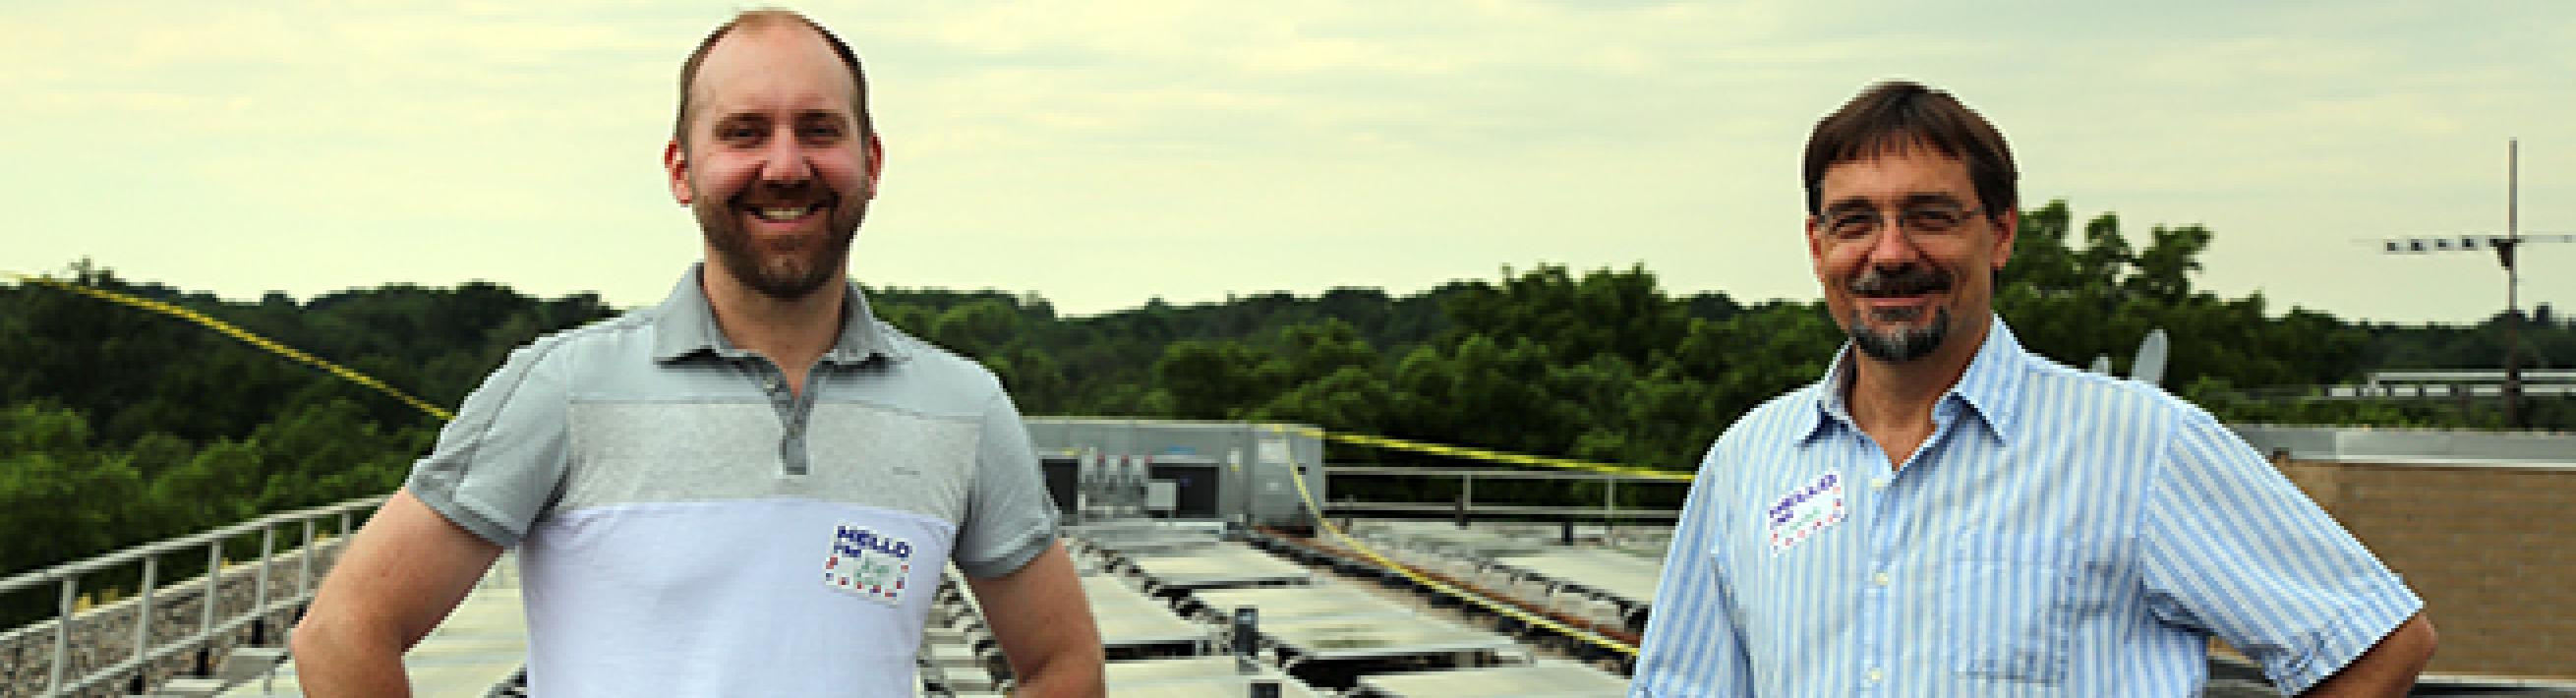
[[673, 9, 872, 148]]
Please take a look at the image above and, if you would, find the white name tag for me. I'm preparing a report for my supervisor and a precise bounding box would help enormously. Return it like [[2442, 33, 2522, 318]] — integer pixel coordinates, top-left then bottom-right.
[[822, 524, 915, 606], [1765, 471, 1845, 553]]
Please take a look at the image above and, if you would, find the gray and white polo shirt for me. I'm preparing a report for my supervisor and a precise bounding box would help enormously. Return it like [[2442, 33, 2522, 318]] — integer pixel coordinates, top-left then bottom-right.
[[405, 264, 1059, 697]]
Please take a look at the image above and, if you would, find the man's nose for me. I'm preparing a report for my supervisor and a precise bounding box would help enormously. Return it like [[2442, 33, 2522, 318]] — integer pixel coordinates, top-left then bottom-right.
[[1862, 225, 1924, 266], [757, 132, 813, 184]]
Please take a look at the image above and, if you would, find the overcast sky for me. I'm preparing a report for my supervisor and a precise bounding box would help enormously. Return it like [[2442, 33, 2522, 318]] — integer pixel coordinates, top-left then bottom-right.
[[7, 2, 2573, 326]]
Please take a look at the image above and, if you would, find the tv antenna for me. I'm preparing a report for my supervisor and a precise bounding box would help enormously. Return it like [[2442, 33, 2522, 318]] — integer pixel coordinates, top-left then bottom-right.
[[2380, 139, 2573, 428]]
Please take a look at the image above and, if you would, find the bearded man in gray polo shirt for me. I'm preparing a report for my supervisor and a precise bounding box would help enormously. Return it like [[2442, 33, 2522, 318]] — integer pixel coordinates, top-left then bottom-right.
[[291, 10, 1106, 697]]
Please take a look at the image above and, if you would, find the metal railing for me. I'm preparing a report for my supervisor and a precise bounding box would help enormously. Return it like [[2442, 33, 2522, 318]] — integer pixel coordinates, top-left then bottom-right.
[[1320, 465, 1685, 525], [2284, 370, 2576, 400], [0, 495, 385, 697]]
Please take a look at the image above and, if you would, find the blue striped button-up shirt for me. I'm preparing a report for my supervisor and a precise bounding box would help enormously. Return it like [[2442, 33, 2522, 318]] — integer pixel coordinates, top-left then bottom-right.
[[1630, 320, 2421, 697]]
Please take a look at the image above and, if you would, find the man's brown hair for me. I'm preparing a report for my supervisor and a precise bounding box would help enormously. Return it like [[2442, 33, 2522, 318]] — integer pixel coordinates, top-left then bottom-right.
[[1802, 80, 2016, 222], [673, 8, 873, 146]]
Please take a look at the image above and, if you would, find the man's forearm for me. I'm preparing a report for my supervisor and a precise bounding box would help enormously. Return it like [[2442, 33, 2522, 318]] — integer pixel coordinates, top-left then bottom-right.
[[1009, 662, 1105, 698], [2301, 613, 2435, 698], [1001, 637, 1105, 698], [289, 621, 415, 698], [969, 543, 1105, 697]]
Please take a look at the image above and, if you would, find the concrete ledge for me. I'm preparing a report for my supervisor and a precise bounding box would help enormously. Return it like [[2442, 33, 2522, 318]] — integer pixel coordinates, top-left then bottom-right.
[[135, 676, 228, 697], [217, 647, 285, 682]]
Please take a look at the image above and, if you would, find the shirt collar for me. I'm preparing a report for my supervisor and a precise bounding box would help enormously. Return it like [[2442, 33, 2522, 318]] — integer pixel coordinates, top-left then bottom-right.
[[1949, 319, 2027, 442], [649, 262, 906, 366], [1797, 317, 2029, 447]]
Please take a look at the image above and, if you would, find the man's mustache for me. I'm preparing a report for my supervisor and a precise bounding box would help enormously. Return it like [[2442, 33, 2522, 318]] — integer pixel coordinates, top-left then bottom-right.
[[1849, 265, 1952, 297]]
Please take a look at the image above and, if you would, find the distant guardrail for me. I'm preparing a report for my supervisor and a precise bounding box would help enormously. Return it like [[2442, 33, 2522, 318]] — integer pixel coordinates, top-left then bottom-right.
[[0, 495, 384, 697], [1320, 465, 1685, 525], [2299, 370, 2576, 400], [2231, 425, 2576, 466]]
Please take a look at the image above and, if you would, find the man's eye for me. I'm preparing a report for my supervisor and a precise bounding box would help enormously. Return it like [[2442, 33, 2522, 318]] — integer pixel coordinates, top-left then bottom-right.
[[1828, 212, 1879, 238], [1903, 208, 1964, 232], [720, 126, 760, 141], [799, 125, 843, 141]]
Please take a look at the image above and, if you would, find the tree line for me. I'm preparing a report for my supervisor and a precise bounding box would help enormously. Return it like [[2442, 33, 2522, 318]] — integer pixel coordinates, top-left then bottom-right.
[[6, 202, 2573, 592]]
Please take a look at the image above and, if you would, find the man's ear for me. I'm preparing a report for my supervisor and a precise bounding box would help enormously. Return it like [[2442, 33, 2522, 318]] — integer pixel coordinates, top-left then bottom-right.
[[665, 140, 692, 204], [863, 132, 885, 199], [1990, 205, 2020, 269]]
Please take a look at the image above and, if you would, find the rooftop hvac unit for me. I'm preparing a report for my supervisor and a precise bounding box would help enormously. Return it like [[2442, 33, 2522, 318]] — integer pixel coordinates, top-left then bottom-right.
[[1024, 420, 1324, 528]]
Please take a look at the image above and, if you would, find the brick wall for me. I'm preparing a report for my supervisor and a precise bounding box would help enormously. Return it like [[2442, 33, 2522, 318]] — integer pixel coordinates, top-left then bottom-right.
[[2276, 457, 2576, 679]]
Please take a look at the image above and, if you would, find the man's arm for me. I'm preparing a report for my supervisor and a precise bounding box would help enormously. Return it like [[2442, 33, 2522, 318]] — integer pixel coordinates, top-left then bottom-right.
[[2301, 612, 2436, 697], [965, 540, 1103, 698], [1627, 444, 1753, 697], [2141, 411, 2431, 695], [289, 490, 501, 698]]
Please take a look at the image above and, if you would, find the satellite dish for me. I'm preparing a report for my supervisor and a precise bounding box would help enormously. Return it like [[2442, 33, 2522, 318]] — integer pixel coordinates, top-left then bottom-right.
[[2131, 328, 2170, 386], [2089, 355, 2112, 375]]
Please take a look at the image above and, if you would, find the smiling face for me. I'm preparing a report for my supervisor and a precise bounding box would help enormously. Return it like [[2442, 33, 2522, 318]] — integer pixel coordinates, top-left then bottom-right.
[[665, 21, 881, 301], [1807, 144, 2015, 365]]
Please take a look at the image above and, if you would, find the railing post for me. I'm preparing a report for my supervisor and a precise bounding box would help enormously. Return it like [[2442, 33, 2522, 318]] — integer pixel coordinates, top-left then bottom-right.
[[201, 540, 221, 672], [49, 575, 77, 694], [1605, 475, 1619, 541], [298, 518, 317, 599], [1455, 472, 1474, 529], [135, 554, 158, 678], [254, 525, 275, 645], [333, 508, 356, 575]]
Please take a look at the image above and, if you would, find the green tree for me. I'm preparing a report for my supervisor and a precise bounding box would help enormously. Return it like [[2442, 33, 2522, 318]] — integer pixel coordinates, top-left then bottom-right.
[[1443, 263, 1686, 367], [2004, 199, 2085, 293], [147, 439, 267, 534], [0, 405, 144, 575], [2074, 211, 2134, 288], [1151, 340, 1276, 420], [2127, 224, 2212, 304]]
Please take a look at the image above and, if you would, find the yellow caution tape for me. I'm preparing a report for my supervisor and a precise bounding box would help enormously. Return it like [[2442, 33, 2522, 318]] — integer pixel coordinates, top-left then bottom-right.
[[1288, 427, 1692, 482], [5, 271, 455, 422], [5, 270, 1689, 487], [1271, 426, 1641, 657]]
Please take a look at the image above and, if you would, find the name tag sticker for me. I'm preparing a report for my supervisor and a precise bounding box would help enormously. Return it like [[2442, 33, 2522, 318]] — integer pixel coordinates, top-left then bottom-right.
[[822, 524, 914, 607], [1764, 471, 1845, 554]]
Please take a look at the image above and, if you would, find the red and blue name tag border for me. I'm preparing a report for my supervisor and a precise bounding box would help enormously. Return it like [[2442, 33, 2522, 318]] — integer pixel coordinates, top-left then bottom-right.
[[822, 524, 914, 605]]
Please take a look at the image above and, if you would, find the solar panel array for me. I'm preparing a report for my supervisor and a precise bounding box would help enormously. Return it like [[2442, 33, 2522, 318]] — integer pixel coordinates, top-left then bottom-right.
[[910, 519, 1632, 697]]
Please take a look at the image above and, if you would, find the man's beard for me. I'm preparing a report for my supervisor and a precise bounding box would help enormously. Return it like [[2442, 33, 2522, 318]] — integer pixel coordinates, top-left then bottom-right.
[[1848, 306, 1951, 363], [1844, 264, 1953, 364], [694, 190, 864, 300]]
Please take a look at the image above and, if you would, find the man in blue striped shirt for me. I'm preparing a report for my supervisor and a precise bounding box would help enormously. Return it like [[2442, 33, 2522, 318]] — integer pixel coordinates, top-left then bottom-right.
[[1630, 81, 2436, 696]]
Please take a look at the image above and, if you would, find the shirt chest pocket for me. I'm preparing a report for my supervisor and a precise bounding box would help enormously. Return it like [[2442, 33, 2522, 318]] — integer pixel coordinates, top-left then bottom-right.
[[1941, 535, 2116, 685], [802, 402, 979, 523]]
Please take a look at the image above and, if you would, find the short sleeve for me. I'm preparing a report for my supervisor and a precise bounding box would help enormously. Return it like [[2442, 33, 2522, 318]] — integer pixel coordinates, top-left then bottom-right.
[[949, 388, 1060, 578], [403, 339, 572, 549], [2139, 409, 2423, 694], [1629, 439, 1753, 697]]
